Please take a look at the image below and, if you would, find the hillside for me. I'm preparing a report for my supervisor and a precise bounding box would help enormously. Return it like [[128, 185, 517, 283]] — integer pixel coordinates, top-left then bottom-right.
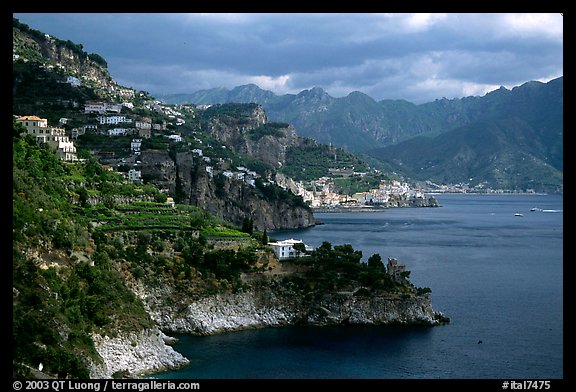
[[366, 79, 563, 193], [12, 18, 451, 379], [12, 17, 397, 221], [158, 78, 563, 193], [12, 123, 448, 378], [12, 18, 317, 230]]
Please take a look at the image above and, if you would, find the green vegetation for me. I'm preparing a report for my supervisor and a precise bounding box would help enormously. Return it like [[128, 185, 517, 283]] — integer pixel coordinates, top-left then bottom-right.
[[14, 17, 108, 68], [201, 102, 259, 120], [254, 177, 309, 209], [332, 173, 391, 195], [12, 125, 264, 378], [247, 122, 290, 140], [13, 131, 157, 378], [13, 61, 99, 124], [280, 138, 369, 181], [282, 241, 429, 296]]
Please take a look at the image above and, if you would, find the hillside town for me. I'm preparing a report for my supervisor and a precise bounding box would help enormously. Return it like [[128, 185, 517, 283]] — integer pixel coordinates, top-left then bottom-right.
[[280, 174, 439, 210], [15, 97, 197, 183], [15, 108, 439, 210]]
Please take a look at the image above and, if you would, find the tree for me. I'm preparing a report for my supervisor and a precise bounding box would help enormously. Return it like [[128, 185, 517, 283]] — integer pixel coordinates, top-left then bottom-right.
[[292, 242, 307, 257], [261, 229, 268, 245], [241, 217, 253, 235], [367, 254, 384, 270], [13, 120, 26, 139]]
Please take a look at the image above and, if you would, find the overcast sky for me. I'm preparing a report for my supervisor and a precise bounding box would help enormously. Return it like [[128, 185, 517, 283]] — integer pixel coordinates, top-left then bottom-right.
[[13, 13, 563, 104]]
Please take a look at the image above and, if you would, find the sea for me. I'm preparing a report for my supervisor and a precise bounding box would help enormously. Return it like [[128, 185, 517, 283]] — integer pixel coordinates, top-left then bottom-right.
[[150, 194, 564, 382]]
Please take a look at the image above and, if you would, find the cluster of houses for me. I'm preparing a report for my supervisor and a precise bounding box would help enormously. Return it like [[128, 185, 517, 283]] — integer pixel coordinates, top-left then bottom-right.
[[16, 115, 79, 162], [79, 100, 171, 139], [15, 99, 191, 183], [283, 175, 427, 209]]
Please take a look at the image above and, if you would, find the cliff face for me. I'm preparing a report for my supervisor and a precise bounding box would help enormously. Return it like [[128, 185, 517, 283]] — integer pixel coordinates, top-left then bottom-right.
[[89, 328, 189, 378], [140, 149, 316, 230], [13, 21, 134, 100], [205, 105, 301, 168], [134, 281, 448, 336], [87, 271, 447, 377], [183, 159, 315, 230]]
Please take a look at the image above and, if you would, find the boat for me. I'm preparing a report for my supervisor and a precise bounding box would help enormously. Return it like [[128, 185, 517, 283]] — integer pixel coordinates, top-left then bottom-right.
[[514, 212, 524, 217]]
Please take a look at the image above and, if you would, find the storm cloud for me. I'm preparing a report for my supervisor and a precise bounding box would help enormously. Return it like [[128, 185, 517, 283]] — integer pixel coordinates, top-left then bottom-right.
[[13, 13, 563, 104]]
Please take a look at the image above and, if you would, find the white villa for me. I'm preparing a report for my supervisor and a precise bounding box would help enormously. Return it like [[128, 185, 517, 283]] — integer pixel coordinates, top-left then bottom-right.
[[268, 239, 313, 260], [16, 115, 78, 161]]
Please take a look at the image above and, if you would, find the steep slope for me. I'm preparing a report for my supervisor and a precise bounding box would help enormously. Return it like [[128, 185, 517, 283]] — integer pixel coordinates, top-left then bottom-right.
[[12, 129, 448, 378], [12, 18, 316, 230], [160, 78, 563, 192], [367, 79, 563, 193], [13, 17, 139, 104]]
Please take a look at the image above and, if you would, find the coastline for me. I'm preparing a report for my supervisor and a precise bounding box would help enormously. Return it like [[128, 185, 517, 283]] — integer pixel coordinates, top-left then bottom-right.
[[312, 206, 388, 213]]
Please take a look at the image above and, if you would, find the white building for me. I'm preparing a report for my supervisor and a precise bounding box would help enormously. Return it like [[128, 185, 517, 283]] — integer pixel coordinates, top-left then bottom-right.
[[84, 101, 122, 114], [131, 138, 142, 153], [16, 116, 78, 161], [268, 239, 313, 260], [135, 120, 152, 130], [128, 168, 142, 183], [97, 115, 132, 125], [108, 128, 128, 136]]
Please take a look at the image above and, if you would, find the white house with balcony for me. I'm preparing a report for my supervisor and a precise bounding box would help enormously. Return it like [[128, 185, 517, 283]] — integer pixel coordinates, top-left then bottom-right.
[[268, 239, 313, 260]]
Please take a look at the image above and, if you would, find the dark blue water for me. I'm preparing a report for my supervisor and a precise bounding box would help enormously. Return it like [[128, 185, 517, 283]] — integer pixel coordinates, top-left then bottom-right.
[[152, 194, 563, 379]]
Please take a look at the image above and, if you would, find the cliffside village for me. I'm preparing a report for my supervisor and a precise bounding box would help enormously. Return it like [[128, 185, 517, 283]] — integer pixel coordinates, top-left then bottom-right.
[[16, 99, 438, 210], [287, 176, 437, 210], [15, 99, 191, 184]]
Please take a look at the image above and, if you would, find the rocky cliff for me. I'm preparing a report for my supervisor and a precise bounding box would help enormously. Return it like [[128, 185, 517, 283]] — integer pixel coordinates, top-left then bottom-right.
[[133, 279, 448, 336], [89, 328, 189, 378], [86, 270, 447, 377], [13, 18, 135, 101], [140, 149, 316, 230], [205, 104, 301, 168]]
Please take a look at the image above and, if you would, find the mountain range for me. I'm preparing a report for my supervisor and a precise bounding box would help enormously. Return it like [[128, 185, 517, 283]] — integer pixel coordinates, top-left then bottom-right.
[[13, 16, 563, 193], [157, 77, 563, 193]]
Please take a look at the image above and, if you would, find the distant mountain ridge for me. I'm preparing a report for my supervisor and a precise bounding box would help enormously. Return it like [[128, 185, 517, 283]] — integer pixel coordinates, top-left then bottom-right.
[[367, 78, 563, 192], [156, 78, 562, 151], [157, 77, 563, 193]]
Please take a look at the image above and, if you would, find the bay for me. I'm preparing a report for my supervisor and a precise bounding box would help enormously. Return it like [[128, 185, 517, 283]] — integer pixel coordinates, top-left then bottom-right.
[[151, 194, 563, 379]]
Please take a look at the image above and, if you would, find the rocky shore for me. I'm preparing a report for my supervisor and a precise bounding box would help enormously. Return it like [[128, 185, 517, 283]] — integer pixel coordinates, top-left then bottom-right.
[[89, 276, 448, 378], [141, 284, 448, 336], [88, 328, 189, 378]]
